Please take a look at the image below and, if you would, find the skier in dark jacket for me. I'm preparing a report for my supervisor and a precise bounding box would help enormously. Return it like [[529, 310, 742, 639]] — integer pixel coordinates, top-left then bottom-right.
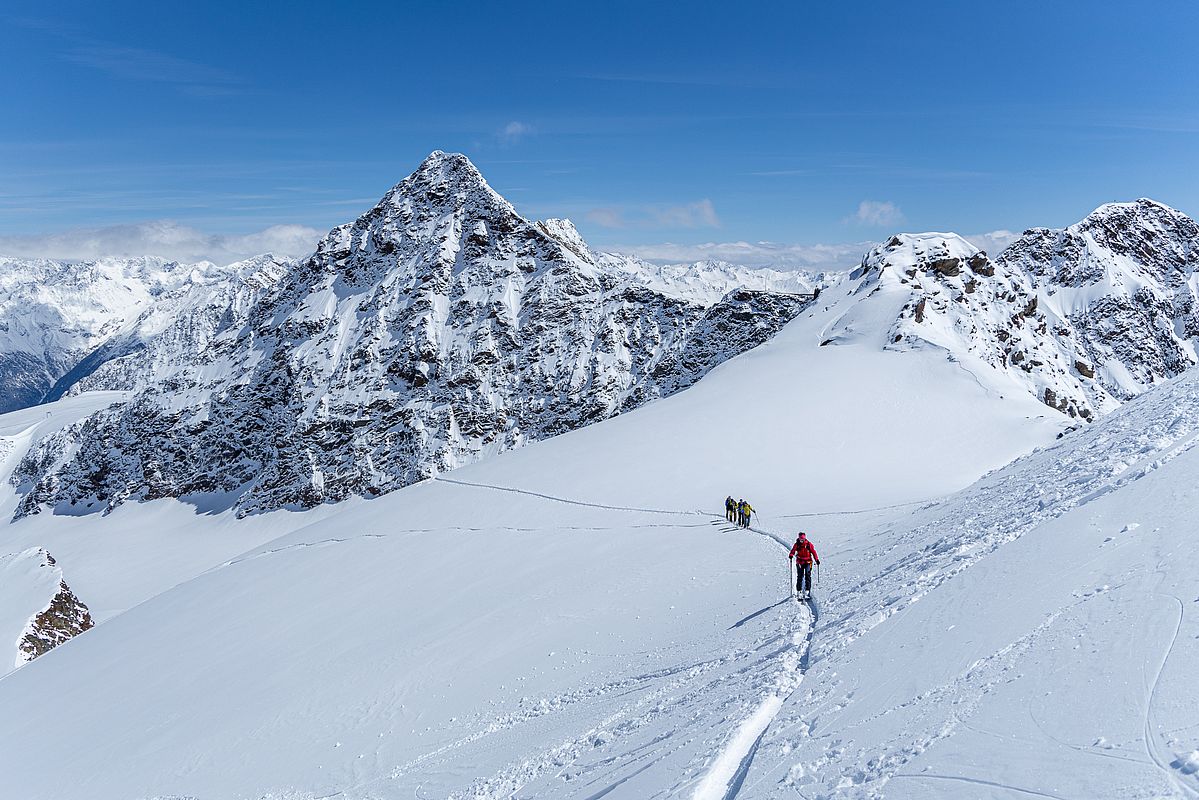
[[788, 532, 820, 598], [725, 496, 736, 522]]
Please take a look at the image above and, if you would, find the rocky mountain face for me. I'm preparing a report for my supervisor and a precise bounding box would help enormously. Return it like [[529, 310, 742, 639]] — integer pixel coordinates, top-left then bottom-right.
[[998, 199, 1199, 401], [7, 155, 1196, 520], [838, 198, 1198, 421], [0, 547, 94, 670], [0, 256, 246, 413], [850, 232, 1110, 420], [11, 152, 817, 518]]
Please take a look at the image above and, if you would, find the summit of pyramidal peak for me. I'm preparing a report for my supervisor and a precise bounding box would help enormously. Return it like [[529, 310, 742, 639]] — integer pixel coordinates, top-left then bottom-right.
[[11, 153, 820, 518], [303, 150, 586, 291]]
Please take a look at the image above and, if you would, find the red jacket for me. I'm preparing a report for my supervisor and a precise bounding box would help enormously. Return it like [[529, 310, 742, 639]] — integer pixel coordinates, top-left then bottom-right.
[[789, 539, 818, 565]]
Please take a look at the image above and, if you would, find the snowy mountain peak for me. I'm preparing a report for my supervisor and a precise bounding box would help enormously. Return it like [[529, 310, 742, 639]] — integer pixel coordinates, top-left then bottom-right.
[[831, 231, 1105, 420], [10, 153, 821, 518], [996, 199, 1199, 401], [379, 150, 508, 217], [855, 231, 989, 285], [1072, 197, 1198, 273], [308, 150, 581, 290]]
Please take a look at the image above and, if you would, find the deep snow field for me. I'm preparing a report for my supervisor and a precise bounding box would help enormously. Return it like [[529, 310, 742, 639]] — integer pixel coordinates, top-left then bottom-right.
[[0, 276, 1196, 799]]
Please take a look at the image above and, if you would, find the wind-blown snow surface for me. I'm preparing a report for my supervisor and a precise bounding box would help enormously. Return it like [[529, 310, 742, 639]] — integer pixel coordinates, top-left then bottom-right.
[[2, 356, 1195, 798], [0, 393, 342, 675], [0, 280, 1103, 800]]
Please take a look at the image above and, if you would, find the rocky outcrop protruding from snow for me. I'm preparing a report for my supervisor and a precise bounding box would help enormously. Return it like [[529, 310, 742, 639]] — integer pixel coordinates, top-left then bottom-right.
[[850, 233, 1109, 419], [0, 548, 94, 670], [998, 199, 1199, 400], [12, 153, 813, 518], [19, 579, 95, 663]]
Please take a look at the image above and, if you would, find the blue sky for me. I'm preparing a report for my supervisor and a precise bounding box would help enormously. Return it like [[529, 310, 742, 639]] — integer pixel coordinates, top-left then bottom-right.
[[2, 0, 1197, 266]]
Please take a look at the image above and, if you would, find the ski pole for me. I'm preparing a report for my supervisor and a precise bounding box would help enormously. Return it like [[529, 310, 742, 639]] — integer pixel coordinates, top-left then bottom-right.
[[816, 562, 820, 587]]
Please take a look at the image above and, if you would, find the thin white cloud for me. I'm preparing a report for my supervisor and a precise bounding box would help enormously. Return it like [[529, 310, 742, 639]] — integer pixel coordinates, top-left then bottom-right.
[[586, 200, 721, 230], [846, 200, 905, 227], [0, 220, 323, 266], [499, 121, 534, 144], [585, 208, 626, 229]]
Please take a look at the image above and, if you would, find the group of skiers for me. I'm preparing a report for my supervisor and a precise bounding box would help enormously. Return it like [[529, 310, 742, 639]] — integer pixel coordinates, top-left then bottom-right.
[[723, 497, 822, 599], [725, 496, 755, 528]]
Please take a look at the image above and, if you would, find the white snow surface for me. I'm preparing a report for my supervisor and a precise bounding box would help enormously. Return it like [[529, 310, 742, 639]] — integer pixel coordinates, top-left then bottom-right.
[[8, 282, 1196, 799]]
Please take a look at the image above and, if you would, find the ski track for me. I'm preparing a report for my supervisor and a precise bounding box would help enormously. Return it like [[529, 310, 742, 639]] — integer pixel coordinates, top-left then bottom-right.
[[691, 596, 816, 800], [432, 476, 696, 516], [1142, 592, 1195, 798], [888, 772, 1069, 800], [327, 391, 1199, 800]]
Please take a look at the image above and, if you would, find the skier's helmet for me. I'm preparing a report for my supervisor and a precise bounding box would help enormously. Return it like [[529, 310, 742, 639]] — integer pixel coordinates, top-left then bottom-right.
[[797, 531, 806, 539]]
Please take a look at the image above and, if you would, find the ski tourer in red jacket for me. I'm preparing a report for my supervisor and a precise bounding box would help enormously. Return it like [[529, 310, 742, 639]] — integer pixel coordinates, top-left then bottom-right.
[[789, 533, 819, 565]]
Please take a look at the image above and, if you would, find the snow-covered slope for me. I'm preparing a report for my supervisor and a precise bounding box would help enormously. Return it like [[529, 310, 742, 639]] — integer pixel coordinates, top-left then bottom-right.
[[11, 152, 818, 518], [0, 392, 345, 671], [998, 198, 1199, 400], [0, 256, 235, 413], [851, 231, 1114, 420], [3, 315, 1196, 799], [0, 262, 1084, 798], [2, 225, 1197, 796]]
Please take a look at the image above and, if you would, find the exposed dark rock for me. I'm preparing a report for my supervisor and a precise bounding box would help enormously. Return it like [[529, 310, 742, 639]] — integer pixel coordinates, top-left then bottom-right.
[[18, 579, 94, 662], [928, 257, 961, 277]]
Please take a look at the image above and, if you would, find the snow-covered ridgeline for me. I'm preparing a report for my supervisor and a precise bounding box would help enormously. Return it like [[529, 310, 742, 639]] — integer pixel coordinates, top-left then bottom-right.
[[999, 198, 1199, 400]]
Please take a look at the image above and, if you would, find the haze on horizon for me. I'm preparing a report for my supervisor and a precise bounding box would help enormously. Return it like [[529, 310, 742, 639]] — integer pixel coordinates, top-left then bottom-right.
[[2, 0, 1196, 268]]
